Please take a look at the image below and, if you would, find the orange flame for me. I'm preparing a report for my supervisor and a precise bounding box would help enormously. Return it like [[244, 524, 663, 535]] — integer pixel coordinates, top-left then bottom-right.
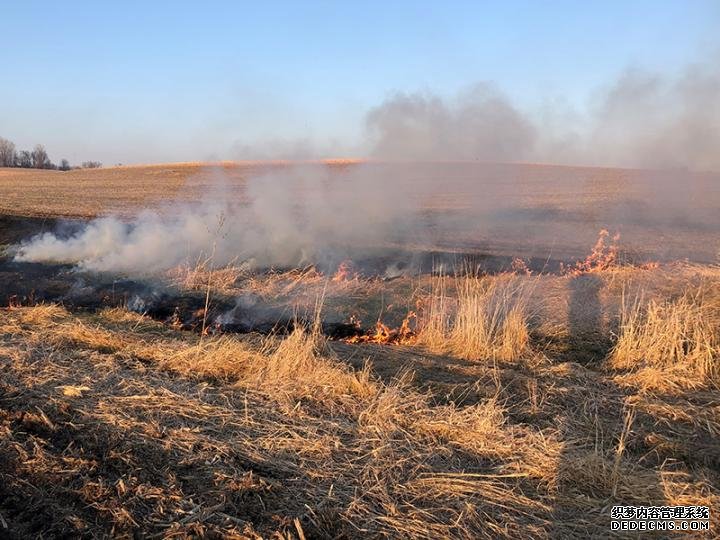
[[559, 229, 660, 275], [332, 259, 359, 282], [562, 229, 620, 275], [344, 311, 417, 345]]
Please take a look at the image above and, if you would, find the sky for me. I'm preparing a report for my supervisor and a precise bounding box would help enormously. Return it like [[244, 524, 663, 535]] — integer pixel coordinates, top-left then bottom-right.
[[1, 0, 719, 165]]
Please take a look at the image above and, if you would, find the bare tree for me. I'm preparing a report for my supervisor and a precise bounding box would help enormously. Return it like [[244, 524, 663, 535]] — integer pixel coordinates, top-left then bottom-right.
[[31, 144, 50, 169], [0, 139, 93, 170], [17, 150, 32, 168], [0, 137, 16, 167]]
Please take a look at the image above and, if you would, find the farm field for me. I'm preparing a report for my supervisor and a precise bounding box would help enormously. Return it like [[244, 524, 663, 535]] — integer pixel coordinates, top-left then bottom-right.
[[2, 161, 719, 263], [0, 162, 719, 538], [6, 1, 720, 536]]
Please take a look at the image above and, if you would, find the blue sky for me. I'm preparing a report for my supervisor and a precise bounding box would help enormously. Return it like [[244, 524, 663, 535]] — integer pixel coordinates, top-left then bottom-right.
[[1, 1, 718, 164]]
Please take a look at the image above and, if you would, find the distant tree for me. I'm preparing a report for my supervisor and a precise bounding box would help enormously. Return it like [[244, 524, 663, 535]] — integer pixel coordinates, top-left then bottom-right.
[[17, 150, 32, 168], [31, 144, 50, 169], [0, 140, 96, 171], [0, 137, 16, 167]]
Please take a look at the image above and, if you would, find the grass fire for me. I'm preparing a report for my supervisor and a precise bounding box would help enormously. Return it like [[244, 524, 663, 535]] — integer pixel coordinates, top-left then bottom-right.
[[2, 4, 720, 538], [1, 163, 718, 539]]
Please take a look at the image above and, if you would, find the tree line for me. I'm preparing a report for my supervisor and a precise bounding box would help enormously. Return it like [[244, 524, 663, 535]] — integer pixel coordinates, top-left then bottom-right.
[[0, 137, 101, 171]]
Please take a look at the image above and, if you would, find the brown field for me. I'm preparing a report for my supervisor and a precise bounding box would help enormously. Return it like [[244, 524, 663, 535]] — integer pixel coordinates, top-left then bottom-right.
[[0, 162, 357, 218], [1, 162, 719, 538], [1, 161, 719, 262]]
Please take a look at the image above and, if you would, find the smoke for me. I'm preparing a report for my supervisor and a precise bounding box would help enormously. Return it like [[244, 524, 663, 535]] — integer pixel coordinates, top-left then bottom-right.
[[366, 83, 537, 162], [13, 164, 433, 273], [11, 59, 720, 274], [232, 138, 322, 161], [14, 206, 234, 273], [224, 58, 720, 171], [581, 64, 720, 170], [365, 60, 720, 171]]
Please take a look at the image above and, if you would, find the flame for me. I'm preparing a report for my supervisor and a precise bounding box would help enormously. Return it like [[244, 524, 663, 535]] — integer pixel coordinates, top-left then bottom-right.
[[510, 257, 532, 275], [332, 259, 359, 282], [558, 229, 660, 275], [562, 229, 620, 275], [344, 311, 417, 345], [168, 307, 183, 329]]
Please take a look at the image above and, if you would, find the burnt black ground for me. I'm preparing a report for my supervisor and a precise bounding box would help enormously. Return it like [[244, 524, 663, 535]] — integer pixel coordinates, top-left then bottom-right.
[[0, 214, 566, 329], [0, 211, 714, 341]]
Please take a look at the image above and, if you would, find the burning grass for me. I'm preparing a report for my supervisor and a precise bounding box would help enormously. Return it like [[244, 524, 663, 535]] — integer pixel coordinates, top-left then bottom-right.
[[561, 229, 620, 275]]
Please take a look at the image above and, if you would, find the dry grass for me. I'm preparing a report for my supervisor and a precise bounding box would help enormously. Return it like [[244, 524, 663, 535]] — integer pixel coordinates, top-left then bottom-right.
[[0, 161, 640, 219], [0, 161, 358, 220], [255, 325, 376, 401], [40, 316, 128, 354], [97, 306, 165, 333], [167, 261, 247, 293], [12, 303, 67, 326], [0, 305, 562, 538], [2, 159, 720, 537], [416, 273, 531, 362], [0, 163, 277, 218], [609, 285, 720, 390], [160, 335, 259, 381], [2, 262, 720, 537]]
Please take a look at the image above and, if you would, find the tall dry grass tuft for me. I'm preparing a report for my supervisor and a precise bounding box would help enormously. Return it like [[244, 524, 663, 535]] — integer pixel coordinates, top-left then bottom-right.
[[609, 287, 720, 388], [156, 314, 376, 401], [256, 322, 376, 401], [168, 262, 245, 293], [161, 335, 258, 380], [417, 272, 531, 362]]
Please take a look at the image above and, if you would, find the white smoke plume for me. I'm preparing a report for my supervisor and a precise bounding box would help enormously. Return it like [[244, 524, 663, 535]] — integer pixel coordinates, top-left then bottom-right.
[[12, 59, 720, 273], [13, 164, 431, 273]]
